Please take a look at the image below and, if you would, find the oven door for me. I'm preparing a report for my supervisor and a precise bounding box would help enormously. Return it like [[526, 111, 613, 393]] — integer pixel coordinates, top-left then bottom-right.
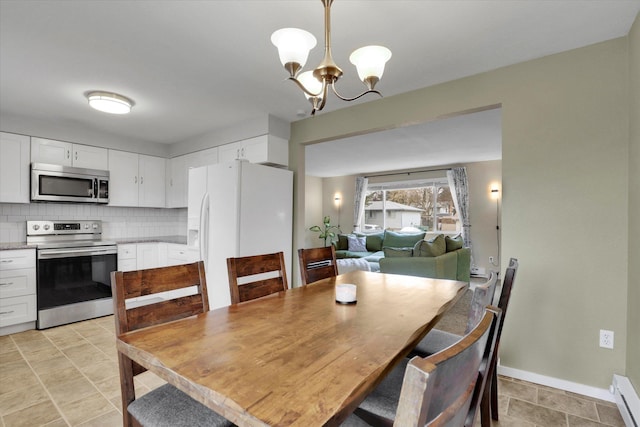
[[36, 246, 117, 328]]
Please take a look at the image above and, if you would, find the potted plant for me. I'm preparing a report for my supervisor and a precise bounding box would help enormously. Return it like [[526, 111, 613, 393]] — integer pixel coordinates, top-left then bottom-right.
[[309, 215, 341, 247]]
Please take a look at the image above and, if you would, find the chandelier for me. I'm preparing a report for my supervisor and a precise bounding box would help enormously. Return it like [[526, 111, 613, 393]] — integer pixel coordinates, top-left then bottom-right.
[[271, 0, 392, 115]]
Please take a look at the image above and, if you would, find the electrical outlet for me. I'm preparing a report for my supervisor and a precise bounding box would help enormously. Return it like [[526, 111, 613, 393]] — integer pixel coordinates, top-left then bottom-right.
[[489, 256, 494, 264], [600, 329, 614, 349]]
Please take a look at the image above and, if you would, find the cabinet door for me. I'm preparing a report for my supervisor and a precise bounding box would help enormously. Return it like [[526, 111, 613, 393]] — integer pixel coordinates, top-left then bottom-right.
[[0, 132, 30, 203], [243, 135, 288, 166], [188, 147, 219, 168], [0, 269, 36, 298], [108, 150, 139, 206], [31, 137, 72, 166], [166, 155, 188, 208], [138, 155, 166, 207], [136, 243, 159, 270], [218, 142, 241, 163], [72, 144, 108, 170], [0, 295, 36, 327]]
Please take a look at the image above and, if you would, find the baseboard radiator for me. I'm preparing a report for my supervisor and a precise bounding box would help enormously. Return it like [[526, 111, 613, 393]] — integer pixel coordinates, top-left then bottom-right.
[[612, 375, 640, 427]]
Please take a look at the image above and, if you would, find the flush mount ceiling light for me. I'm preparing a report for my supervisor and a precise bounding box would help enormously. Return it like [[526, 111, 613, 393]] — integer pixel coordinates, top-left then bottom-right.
[[86, 91, 134, 114], [271, 0, 391, 115]]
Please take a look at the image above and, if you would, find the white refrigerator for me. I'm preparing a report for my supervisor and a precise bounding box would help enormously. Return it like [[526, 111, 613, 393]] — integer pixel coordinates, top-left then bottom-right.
[[187, 159, 293, 309]]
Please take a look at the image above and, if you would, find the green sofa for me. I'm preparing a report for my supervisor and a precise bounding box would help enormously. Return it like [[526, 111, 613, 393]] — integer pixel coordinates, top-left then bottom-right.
[[334, 231, 471, 282]]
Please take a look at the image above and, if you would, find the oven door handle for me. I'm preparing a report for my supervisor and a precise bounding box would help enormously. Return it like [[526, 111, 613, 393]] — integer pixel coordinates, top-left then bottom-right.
[[38, 247, 117, 259]]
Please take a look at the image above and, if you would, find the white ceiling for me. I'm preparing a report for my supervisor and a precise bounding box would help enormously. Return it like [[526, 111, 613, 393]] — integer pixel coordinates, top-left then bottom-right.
[[305, 107, 502, 177], [1, 1, 638, 175]]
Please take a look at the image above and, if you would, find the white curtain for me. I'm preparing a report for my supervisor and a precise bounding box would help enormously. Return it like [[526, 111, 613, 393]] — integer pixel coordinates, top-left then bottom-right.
[[353, 177, 368, 233], [447, 167, 472, 252]]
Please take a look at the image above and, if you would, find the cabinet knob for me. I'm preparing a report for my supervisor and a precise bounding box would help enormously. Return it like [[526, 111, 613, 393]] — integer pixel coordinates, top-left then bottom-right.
[[134, 176, 137, 184]]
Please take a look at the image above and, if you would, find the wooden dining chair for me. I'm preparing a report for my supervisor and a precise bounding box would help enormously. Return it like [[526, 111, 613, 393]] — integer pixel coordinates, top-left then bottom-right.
[[111, 261, 233, 427], [411, 270, 498, 357], [298, 246, 338, 285], [480, 257, 519, 426], [226, 251, 288, 304], [343, 306, 502, 427]]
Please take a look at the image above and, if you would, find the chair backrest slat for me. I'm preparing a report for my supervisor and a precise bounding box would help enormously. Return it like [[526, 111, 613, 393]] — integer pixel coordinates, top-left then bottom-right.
[[298, 246, 338, 285], [227, 252, 288, 304], [465, 270, 498, 333]]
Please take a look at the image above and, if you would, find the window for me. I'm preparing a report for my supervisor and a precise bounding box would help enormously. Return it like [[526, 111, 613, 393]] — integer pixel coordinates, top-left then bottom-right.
[[362, 178, 459, 233]]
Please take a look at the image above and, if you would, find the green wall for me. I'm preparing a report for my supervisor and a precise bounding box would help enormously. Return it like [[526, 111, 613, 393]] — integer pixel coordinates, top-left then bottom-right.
[[628, 14, 640, 390], [290, 35, 633, 389]]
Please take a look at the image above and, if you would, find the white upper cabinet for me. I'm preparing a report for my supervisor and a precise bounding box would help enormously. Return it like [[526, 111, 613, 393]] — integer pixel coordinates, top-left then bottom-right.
[[138, 154, 166, 207], [108, 150, 166, 207], [166, 147, 218, 208], [31, 137, 107, 170], [108, 150, 139, 206], [218, 135, 288, 167], [72, 144, 108, 169], [0, 132, 30, 203]]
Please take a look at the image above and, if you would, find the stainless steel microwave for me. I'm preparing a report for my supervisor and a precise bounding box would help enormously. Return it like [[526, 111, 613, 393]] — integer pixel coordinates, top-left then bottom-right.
[[31, 163, 109, 203]]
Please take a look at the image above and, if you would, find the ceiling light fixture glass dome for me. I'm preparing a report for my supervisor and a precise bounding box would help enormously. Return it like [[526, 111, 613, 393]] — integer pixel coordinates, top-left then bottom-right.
[[86, 91, 134, 114]]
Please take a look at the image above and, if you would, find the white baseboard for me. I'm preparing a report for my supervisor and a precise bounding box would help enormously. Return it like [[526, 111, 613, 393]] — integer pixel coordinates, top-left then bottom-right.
[[498, 365, 615, 403], [612, 374, 639, 427]]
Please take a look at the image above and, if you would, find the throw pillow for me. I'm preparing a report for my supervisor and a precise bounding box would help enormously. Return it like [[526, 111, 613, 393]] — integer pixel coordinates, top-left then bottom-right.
[[336, 234, 351, 250], [383, 247, 413, 257], [365, 232, 385, 252], [347, 235, 367, 252], [383, 230, 426, 248], [413, 234, 446, 257], [445, 234, 464, 252]]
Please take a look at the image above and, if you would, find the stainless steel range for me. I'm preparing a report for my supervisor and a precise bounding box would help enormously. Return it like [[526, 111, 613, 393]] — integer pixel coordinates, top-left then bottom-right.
[[27, 220, 116, 329]]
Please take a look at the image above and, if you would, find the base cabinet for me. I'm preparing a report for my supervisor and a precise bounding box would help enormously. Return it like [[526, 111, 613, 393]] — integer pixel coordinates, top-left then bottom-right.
[[0, 249, 36, 335], [117, 243, 196, 306]]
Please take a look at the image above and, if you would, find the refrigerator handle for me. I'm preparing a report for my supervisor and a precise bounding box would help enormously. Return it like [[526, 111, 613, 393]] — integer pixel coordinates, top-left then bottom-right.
[[199, 192, 210, 265]]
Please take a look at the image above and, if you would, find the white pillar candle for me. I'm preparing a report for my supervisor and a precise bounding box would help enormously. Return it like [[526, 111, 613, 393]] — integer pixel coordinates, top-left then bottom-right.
[[336, 284, 357, 303]]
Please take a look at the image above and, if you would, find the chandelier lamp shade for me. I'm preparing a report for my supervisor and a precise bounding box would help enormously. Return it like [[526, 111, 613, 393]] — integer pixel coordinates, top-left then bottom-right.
[[86, 91, 134, 114], [271, 0, 391, 115]]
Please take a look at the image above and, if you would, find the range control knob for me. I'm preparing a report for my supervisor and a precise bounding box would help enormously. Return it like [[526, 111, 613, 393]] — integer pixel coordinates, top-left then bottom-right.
[[32, 224, 40, 230], [92, 223, 98, 229], [84, 224, 90, 229], [43, 224, 50, 230]]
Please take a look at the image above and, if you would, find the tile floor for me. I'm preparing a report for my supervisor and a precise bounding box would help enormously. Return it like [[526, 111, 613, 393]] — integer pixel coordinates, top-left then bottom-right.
[[0, 316, 626, 427]]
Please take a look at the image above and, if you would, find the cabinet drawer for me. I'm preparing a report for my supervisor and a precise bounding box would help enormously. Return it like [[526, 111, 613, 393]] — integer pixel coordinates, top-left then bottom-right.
[[118, 244, 137, 260], [118, 258, 137, 272], [0, 295, 36, 327], [167, 245, 189, 261], [0, 268, 36, 298], [0, 250, 36, 271]]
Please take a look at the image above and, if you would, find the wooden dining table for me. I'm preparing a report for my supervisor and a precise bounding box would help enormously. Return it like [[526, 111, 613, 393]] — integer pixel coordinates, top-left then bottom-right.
[[116, 270, 467, 427]]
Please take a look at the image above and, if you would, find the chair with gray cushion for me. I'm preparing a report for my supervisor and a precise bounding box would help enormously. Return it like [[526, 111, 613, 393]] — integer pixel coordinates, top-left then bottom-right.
[[481, 258, 519, 426], [412, 270, 498, 357], [342, 306, 502, 427], [111, 261, 233, 427]]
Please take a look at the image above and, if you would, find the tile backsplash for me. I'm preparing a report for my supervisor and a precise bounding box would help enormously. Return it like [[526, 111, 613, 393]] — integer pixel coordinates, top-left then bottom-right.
[[0, 203, 187, 243]]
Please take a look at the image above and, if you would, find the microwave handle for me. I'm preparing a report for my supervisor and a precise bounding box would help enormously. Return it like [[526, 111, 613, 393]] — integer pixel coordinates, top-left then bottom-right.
[[94, 178, 98, 198]]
